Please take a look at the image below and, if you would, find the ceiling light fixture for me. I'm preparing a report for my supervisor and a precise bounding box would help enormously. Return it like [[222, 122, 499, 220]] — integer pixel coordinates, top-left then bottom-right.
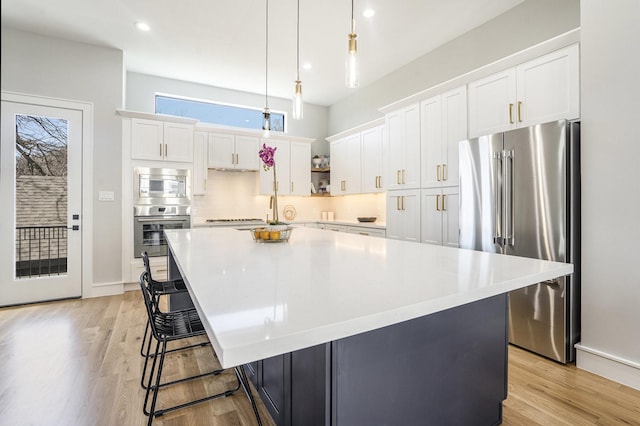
[[292, 0, 303, 120], [135, 22, 150, 32], [345, 0, 359, 88], [262, 0, 271, 136]]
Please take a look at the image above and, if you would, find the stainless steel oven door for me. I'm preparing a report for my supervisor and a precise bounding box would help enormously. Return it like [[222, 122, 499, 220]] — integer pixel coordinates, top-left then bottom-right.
[[133, 215, 190, 258]]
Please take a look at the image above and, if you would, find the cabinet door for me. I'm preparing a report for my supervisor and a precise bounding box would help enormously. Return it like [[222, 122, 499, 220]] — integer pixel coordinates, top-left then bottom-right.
[[421, 188, 443, 246], [347, 226, 386, 238], [235, 135, 260, 170], [516, 44, 580, 128], [442, 186, 459, 248], [325, 224, 347, 232], [330, 139, 347, 195], [192, 131, 208, 195], [290, 142, 310, 196], [260, 139, 291, 196], [468, 68, 517, 137], [208, 133, 235, 168], [163, 122, 193, 162], [385, 112, 403, 191], [344, 133, 362, 194], [361, 126, 384, 193], [131, 118, 164, 161], [259, 354, 289, 426], [420, 96, 442, 188], [386, 190, 420, 242], [441, 86, 466, 187], [403, 104, 421, 189]]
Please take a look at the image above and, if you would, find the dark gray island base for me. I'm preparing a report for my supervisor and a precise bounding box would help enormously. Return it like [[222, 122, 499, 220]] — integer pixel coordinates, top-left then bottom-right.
[[245, 294, 508, 426]]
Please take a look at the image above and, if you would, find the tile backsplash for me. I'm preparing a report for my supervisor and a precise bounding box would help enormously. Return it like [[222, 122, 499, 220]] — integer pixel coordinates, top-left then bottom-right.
[[192, 170, 386, 223]]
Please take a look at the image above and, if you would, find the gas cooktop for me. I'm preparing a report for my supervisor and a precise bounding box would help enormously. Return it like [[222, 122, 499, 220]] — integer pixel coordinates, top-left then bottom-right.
[[205, 218, 264, 223]]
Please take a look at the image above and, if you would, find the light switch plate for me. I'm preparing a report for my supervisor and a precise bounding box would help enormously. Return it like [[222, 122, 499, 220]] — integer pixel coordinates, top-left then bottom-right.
[[98, 191, 115, 201]]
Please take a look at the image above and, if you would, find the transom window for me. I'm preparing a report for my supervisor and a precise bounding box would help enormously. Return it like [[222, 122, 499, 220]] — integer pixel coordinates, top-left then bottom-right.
[[155, 95, 285, 132]]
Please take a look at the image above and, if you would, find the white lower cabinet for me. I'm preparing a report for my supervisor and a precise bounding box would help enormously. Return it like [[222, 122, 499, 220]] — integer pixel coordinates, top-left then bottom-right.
[[386, 189, 420, 242], [325, 224, 348, 233], [346, 226, 386, 238], [130, 256, 168, 283], [421, 187, 459, 247]]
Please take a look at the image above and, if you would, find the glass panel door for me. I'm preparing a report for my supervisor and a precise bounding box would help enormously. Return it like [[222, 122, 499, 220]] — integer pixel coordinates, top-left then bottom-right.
[[1, 100, 82, 306]]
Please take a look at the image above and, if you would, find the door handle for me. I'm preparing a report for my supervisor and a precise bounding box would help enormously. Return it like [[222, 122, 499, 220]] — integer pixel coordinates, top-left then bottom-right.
[[165, 144, 168, 157], [291, 182, 294, 193], [442, 164, 446, 181], [396, 196, 401, 211], [67, 225, 80, 231], [160, 144, 163, 157], [436, 165, 441, 181], [509, 103, 514, 124], [401, 196, 406, 211], [493, 151, 503, 245], [436, 194, 440, 211], [397, 170, 401, 185], [402, 169, 406, 184], [503, 150, 514, 246], [442, 194, 447, 211]]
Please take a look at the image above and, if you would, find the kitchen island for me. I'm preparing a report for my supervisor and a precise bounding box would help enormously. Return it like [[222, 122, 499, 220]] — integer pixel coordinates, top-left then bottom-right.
[[165, 227, 573, 425]]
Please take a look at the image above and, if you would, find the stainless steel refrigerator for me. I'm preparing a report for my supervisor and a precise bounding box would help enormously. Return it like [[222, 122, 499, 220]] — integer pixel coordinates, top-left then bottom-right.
[[459, 119, 580, 363]]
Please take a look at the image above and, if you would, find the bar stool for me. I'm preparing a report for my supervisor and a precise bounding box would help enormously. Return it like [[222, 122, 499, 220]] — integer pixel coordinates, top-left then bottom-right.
[[139, 251, 207, 362], [139, 271, 245, 425]]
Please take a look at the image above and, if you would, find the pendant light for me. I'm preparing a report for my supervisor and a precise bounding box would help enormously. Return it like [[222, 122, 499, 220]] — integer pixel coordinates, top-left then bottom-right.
[[292, 0, 303, 120], [345, 0, 359, 88], [263, 0, 271, 136]]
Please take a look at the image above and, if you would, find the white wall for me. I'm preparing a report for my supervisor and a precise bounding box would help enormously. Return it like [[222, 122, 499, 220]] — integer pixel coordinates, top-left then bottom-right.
[[1, 27, 125, 294], [328, 0, 581, 134], [125, 72, 330, 156], [576, 0, 640, 389]]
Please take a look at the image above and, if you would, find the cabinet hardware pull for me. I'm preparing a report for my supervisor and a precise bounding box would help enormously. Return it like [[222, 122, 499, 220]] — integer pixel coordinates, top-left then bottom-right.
[[291, 182, 294, 193], [509, 103, 514, 124], [443, 194, 447, 211], [165, 144, 168, 157], [437, 165, 441, 181], [396, 196, 401, 210], [517, 101, 523, 122], [276, 181, 279, 192], [156, 269, 167, 273], [159, 144, 163, 157], [436, 194, 440, 211], [442, 164, 446, 181], [397, 170, 401, 185], [402, 195, 406, 211], [232, 153, 235, 164], [402, 169, 406, 184]]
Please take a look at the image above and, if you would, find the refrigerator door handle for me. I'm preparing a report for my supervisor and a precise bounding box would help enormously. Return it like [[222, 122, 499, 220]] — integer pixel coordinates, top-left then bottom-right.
[[493, 151, 503, 246], [503, 150, 514, 246]]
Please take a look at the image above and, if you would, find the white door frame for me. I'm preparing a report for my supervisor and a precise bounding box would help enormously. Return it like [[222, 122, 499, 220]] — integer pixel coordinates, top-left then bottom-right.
[[1, 91, 93, 300]]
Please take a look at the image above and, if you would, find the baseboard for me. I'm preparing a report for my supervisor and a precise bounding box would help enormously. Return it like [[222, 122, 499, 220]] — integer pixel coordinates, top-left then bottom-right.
[[124, 282, 139, 293], [88, 281, 124, 298], [575, 343, 640, 390]]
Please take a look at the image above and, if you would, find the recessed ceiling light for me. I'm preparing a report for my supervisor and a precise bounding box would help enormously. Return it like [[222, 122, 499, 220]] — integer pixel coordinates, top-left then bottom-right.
[[363, 9, 375, 18], [135, 22, 151, 32], [303, 62, 312, 70]]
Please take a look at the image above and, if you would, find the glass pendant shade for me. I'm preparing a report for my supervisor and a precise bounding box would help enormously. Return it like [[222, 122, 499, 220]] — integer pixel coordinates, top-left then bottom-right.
[[345, 33, 359, 88], [292, 81, 303, 120], [262, 108, 271, 137]]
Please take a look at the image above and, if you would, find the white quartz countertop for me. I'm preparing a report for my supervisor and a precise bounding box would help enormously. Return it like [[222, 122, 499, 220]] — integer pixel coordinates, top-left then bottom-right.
[[165, 227, 573, 368]]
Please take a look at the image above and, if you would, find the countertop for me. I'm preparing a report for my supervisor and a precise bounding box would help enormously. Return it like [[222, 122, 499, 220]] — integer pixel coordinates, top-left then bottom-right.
[[165, 227, 573, 368], [192, 219, 386, 229]]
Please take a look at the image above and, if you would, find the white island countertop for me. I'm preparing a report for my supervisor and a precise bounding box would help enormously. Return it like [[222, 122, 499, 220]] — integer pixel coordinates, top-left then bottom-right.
[[165, 227, 573, 368]]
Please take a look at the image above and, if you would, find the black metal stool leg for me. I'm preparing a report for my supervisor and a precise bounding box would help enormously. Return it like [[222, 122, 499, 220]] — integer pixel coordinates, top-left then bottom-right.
[[236, 365, 262, 426]]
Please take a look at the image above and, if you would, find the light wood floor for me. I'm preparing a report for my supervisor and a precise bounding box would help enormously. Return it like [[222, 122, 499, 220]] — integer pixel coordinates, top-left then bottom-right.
[[1, 292, 639, 426]]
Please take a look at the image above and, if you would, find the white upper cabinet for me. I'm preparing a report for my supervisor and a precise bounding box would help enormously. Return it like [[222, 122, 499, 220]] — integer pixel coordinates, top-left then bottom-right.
[[468, 44, 579, 138], [208, 132, 259, 170], [259, 139, 310, 197], [420, 86, 467, 188], [330, 134, 362, 195], [361, 125, 384, 193], [131, 118, 194, 162], [289, 142, 311, 196], [385, 103, 421, 190], [192, 131, 208, 195]]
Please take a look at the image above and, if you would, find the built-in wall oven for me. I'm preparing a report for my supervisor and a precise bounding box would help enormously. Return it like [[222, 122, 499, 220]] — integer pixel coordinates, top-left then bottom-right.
[[133, 205, 191, 258]]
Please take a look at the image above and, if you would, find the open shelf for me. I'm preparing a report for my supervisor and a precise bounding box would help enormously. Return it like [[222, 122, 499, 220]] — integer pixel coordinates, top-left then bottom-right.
[[311, 167, 330, 173]]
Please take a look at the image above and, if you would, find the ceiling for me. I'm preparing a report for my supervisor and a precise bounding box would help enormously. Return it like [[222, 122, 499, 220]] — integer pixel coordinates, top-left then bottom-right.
[[1, 0, 524, 106]]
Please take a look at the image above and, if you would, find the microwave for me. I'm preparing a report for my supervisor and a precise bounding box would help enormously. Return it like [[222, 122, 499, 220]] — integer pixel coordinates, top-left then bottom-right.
[[134, 167, 190, 205]]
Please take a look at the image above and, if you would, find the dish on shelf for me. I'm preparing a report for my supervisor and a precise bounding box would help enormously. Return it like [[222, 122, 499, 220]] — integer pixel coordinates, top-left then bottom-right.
[[283, 205, 297, 221], [357, 217, 377, 223]]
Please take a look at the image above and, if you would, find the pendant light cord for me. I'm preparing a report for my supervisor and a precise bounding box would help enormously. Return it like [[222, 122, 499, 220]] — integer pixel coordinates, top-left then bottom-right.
[[265, 0, 269, 109], [296, 0, 300, 80]]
